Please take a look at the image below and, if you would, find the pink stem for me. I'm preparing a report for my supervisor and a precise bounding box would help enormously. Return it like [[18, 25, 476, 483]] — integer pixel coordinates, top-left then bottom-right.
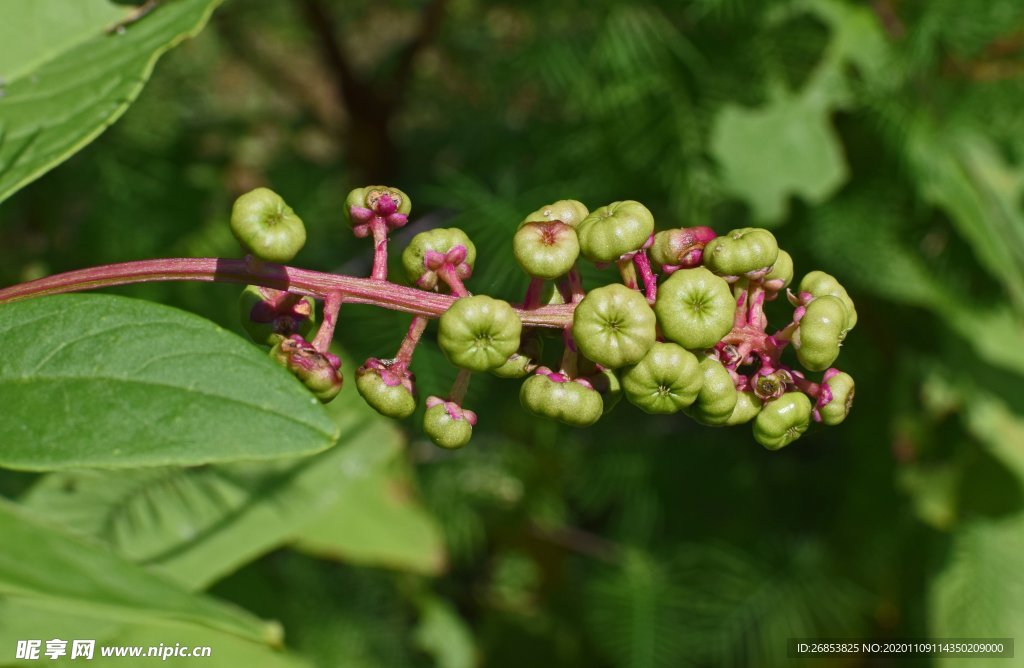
[[436, 264, 470, 298], [747, 286, 766, 330], [567, 267, 585, 304], [448, 368, 472, 403], [0, 258, 575, 328], [311, 291, 343, 353], [633, 250, 657, 303], [523, 277, 545, 309], [370, 220, 389, 281], [617, 258, 639, 291], [733, 290, 748, 328], [395, 315, 429, 366]]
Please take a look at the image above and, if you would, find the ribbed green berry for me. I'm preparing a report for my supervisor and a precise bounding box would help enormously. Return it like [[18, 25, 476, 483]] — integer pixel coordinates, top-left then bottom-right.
[[820, 371, 855, 426], [621, 342, 702, 414], [438, 296, 522, 372], [576, 201, 655, 262], [726, 391, 762, 425], [654, 267, 734, 350], [794, 295, 846, 371], [572, 283, 657, 369], [344, 185, 412, 218], [491, 332, 543, 379], [402, 228, 477, 289], [513, 221, 580, 279], [703, 228, 778, 276], [590, 367, 622, 415], [522, 199, 590, 228], [230, 187, 306, 263], [423, 402, 474, 449], [238, 285, 316, 345], [355, 370, 416, 419], [754, 392, 812, 450], [763, 250, 794, 289], [682, 356, 738, 425], [798, 271, 857, 331], [520, 373, 603, 427]]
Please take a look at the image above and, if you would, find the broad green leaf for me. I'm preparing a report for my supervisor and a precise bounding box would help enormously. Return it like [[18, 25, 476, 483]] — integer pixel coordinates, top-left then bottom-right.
[[293, 460, 447, 576], [930, 514, 1024, 665], [21, 393, 433, 589], [0, 499, 278, 645], [710, 86, 848, 223], [0, 599, 310, 668], [0, 294, 339, 470], [0, 0, 221, 203]]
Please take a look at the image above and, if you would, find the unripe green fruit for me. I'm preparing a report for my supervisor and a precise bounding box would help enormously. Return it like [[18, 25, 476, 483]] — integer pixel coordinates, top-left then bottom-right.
[[799, 271, 857, 331], [230, 187, 306, 263], [572, 283, 657, 369], [726, 391, 762, 425], [522, 199, 590, 228], [520, 373, 603, 427], [621, 342, 702, 414], [820, 371, 855, 426], [355, 370, 416, 419], [703, 228, 778, 276], [576, 200, 655, 262], [654, 267, 734, 350], [754, 392, 812, 450], [513, 221, 580, 279], [402, 228, 477, 289], [270, 336, 343, 403], [438, 296, 522, 372], [589, 367, 622, 415], [238, 285, 316, 345], [763, 250, 794, 290], [491, 332, 543, 379], [794, 295, 846, 371], [423, 402, 474, 449], [344, 185, 412, 218], [682, 356, 738, 425]]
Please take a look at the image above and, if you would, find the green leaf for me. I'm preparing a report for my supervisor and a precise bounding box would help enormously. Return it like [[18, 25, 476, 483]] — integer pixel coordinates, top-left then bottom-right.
[[293, 459, 447, 576], [0, 294, 339, 471], [710, 85, 848, 223], [930, 514, 1024, 660], [21, 392, 435, 589], [0, 0, 221, 204], [412, 597, 477, 668], [0, 498, 278, 645], [0, 599, 310, 668]]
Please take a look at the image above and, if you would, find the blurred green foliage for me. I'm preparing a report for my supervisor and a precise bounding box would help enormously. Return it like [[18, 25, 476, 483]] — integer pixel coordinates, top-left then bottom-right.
[[2, 0, 1024, 666]]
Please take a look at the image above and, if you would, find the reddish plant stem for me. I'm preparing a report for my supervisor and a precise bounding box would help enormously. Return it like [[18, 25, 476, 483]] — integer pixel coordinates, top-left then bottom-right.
[[633, 250, 657, 303], [436, 264, 470, 297], [790, 374, 821, 399], [370, 221, 390, 281], [448, 368, 472, 404], [523, 277, 545, 309], [559, 340, 578, 376], [567, 266, 585, 303], [733, 290, 748, 328], [311, 291, 343, 353], [395, 315, 429, 366], [617, 258, 639, 291], [0, 258, 576, 328]]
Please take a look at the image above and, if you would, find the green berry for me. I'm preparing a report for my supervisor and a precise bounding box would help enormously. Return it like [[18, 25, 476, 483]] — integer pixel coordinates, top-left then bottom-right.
[[654, 267, 734, 350], [423, 397, 476, 449], [520, 372, 603, 427], [621, 342, 702, 414], [438, 296, 522, 372], [491, 331, 543, 379], [230, 187, 306, 263], [238, 285, 316, 345], [402, 228, 476, 290], [513, 221, 580, 279], [270, 336, 343, 403], [726, 391, 762, 425], [576, 201, 655, 262], [522, 199, 590, 228], [763, 250, 794, 290], [798, 271, 857, 331], [703, 228, 778, 276], [344, 185, 412, 219], [753, 392, 812, 450], [794, 295, 846, 371], [572, 283, 657, 369], [820, 371, 855, 426], [355, 359, 417, 419], [588, 367, 623, 415], [682, 356, 738, 425]]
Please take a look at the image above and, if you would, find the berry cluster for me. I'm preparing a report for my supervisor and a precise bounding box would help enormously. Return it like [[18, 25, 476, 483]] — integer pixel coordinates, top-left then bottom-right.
[[230, 187, 855, 451]]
